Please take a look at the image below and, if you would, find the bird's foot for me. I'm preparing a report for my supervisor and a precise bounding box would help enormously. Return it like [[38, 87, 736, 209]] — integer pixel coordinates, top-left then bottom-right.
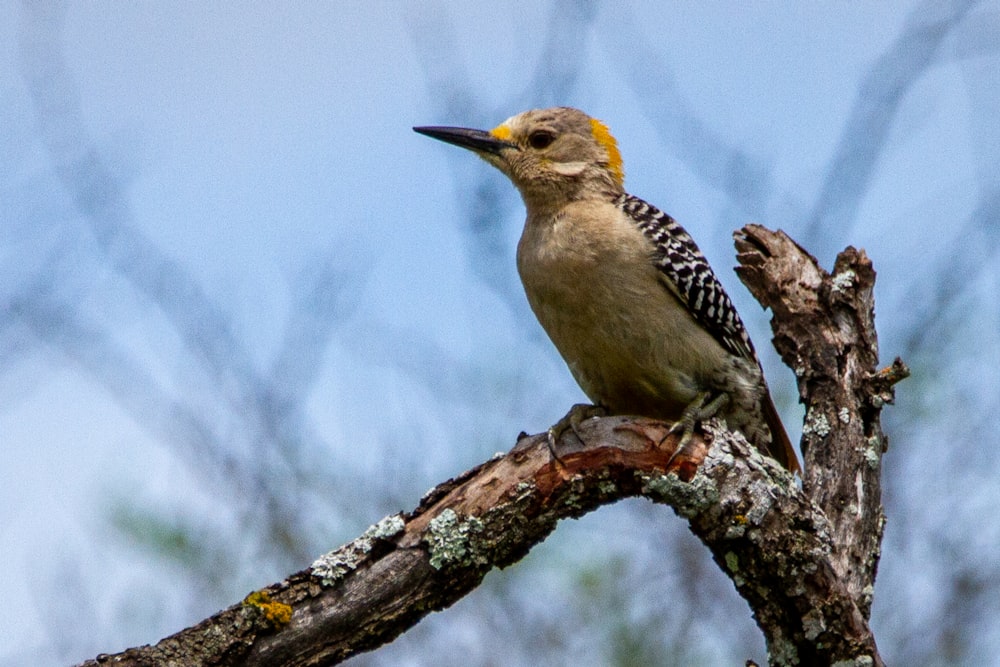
[[547, 403, 607, 459], [664, 392, 728, 467]]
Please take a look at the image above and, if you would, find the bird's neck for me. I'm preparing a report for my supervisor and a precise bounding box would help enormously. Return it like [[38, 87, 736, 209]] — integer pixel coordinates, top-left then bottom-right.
[[518, 179, 622, 218]]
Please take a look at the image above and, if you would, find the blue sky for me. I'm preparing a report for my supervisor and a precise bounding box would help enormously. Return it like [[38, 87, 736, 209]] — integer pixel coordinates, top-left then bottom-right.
[[3, 1, 999, 664]]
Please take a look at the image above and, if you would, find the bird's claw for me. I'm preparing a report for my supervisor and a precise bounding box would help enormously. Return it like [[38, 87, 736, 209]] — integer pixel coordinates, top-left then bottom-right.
[[547, 403, 607, 459], [663, 392, 729, 467]]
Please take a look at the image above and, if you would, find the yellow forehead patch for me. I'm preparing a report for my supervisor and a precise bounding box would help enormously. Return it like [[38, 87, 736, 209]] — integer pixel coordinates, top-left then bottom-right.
[[490, 124, 512, 141], [589, 118, 624, 186]]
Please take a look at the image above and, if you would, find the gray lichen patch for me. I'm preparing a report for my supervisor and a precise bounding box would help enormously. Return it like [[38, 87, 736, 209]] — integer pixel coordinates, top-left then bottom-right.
[[802, 408, 831, 438], [425, 508, 486, 570], [311, 544, 367, 587], [831, 657, 874, 667], [744, 482, 777, 525], [802, 607, 827, 641], [311, 513, 406, 585], [367, 514, 406, 540], [724, 521, 747, 539], [863, 437, 881, 469], [640, 471, 719, 519], [831, 268, 856, 293]]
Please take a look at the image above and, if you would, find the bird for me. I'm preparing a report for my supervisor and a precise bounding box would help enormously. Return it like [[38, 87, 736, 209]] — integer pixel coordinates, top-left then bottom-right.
[[414, 107, 800, 474]]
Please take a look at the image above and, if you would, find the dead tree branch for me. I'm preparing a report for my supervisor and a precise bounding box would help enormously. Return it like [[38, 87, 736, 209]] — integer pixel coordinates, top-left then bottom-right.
[[79, 226, 905, 666]]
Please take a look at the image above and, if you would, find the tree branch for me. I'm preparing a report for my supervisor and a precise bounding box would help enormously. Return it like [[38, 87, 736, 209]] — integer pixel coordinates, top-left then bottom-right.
[[735, 224, 906, 618], [79, 226, 906, 666]]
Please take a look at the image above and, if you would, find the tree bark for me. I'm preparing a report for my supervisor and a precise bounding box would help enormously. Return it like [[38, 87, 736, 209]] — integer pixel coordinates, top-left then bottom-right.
[[79, 226, 906, 667]]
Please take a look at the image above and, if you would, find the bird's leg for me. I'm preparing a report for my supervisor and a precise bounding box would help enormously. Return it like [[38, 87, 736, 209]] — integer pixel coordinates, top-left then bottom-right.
[[664, 391, 729, 466], [547, 403, 607, 459]]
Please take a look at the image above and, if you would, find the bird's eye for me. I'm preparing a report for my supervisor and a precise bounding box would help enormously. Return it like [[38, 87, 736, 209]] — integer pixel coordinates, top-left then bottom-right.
[[528, 130, 555, 149]]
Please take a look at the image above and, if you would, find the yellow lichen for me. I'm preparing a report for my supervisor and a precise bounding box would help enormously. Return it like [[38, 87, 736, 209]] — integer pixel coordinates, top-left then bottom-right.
[[244, 590, 293, 628], [589, 117, 624, 186]]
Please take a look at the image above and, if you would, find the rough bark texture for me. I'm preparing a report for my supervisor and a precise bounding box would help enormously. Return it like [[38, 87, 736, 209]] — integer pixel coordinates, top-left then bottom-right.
[[78, 226, 906, 667], [734, 224, 904, 620]]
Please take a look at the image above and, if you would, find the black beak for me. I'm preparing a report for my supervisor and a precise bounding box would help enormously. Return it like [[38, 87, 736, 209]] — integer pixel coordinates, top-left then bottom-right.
[[413, 125, 513, 156]]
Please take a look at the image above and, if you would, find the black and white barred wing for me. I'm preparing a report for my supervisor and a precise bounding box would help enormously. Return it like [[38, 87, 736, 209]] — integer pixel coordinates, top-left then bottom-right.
[[616, 193, 757, 362]]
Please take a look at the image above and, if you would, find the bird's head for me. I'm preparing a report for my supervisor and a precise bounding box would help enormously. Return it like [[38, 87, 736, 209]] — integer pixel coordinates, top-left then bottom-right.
[[415, 107, 624, 209]]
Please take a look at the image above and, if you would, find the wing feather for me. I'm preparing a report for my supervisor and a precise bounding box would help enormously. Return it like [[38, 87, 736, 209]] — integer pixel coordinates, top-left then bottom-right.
[[616, 193, 757, 361]]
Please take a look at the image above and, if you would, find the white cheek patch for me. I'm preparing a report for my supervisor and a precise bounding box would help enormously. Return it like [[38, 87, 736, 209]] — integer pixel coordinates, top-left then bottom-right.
[[550, 161, 589, 177]]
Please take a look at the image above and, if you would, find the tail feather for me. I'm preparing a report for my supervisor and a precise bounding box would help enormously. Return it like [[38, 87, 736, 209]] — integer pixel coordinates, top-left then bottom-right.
[[760, 392, 801, 475]]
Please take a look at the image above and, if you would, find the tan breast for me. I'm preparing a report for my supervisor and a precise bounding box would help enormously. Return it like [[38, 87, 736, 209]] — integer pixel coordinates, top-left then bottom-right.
[[515, 199, 731, 420]]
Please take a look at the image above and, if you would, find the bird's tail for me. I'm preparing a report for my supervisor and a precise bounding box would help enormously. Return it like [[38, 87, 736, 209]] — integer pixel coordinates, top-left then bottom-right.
[[760, 392, 801, 475]]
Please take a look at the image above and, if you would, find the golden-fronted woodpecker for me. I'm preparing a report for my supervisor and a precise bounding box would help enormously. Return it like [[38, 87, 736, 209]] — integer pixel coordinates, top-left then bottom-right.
[[414, 107, 800, 474]]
